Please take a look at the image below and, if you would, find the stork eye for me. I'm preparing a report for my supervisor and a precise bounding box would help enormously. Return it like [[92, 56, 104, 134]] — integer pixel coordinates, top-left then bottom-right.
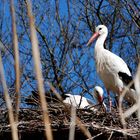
[[96, 90, 99, 94]]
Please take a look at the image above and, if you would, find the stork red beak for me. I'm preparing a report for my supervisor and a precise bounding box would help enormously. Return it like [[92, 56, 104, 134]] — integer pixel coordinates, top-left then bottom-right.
[[98, 96, 103, 104], [86, 32, 99, 46]]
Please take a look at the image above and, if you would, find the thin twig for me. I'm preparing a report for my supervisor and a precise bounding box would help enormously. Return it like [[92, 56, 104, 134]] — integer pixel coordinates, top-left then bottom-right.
[[10, 0, 20, 122], [123, 103, 138, 118], [108, 131, 113, 140], [121, 63, 140, 119], [134, 63, 140, 120], [119, 80, 135, 128], [26, 1, 53, 140], [86, 132, 103, 140], [0, 53, 18, 140], [119, 89, 127, 129], [91, 123, 136, 138], [69, 106, 76, 140]]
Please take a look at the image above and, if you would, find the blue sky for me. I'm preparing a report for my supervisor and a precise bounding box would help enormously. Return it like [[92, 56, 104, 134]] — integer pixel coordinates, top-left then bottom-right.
[[0, 1, 139, 107]]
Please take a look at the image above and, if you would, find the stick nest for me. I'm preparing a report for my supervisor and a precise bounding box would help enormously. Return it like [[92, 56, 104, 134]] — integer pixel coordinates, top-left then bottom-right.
[[0, 103, 140, 140]]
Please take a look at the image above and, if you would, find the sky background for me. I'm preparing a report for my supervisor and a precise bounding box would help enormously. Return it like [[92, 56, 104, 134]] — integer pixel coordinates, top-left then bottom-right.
[[0, 0, 139, 107]]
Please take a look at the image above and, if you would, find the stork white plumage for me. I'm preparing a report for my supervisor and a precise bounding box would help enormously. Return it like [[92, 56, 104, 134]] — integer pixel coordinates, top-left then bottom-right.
[[63, 86, 106, 111], [87, 25, 136, 111], [93, 86, 107, 110]]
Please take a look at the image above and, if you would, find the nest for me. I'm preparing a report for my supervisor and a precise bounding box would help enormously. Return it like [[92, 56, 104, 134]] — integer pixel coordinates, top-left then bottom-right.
[[0, 102, 140, 140]]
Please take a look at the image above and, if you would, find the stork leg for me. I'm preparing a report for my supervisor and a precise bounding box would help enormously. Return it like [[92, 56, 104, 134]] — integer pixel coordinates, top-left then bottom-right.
[[115, 95, 119, 108], [118, 87, 123, 108], [107, 90, 112, 112]]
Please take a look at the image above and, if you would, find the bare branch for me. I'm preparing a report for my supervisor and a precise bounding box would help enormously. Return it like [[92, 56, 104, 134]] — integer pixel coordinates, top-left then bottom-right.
[[26, 1, 53, 140]]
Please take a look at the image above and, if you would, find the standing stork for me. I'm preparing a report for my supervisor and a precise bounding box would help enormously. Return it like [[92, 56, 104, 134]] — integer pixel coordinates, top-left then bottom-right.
[[87, 25, 136, 111]]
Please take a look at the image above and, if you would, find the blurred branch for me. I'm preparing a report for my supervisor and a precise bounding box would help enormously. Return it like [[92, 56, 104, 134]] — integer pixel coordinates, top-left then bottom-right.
[[134, 63, 140, 120], [36, 27, 65, 94], [69, 106, 76, 140], [96, 0, 104, 24], [0, 52, 18, 140], [122, 0, 140, 28], [26, 1, 53, 140], [10, 0, 20, 122]]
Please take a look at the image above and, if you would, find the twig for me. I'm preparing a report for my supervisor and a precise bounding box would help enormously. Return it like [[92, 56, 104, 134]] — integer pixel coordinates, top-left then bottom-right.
[[0, 53, 18, 140], [86, 132, 103, 140], [26, 1, 53, 140], [10, 0, 20, 122], [119, 80, 135, 128], [91, 123, 137, 138], [134, 63, 140, 121], [108, 131, 113, 140], [69, 106, 76, 140], [121, 63, 140, 119], [123, 103, 138, 118]]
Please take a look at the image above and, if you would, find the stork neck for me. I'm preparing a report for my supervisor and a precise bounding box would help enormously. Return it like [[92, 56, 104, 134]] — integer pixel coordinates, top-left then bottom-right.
[[95, 34, 107, 51]]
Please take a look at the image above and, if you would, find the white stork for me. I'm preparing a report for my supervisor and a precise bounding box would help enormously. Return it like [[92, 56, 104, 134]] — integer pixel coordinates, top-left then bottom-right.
[[87, 25, 137, 111], [63, 86, 106, 111]]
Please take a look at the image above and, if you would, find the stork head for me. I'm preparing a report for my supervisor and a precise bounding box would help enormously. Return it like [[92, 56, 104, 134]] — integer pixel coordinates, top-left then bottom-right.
[[93, 86, 104, 103], [93, 86, 107, 111], [87, 25, 108, 46]]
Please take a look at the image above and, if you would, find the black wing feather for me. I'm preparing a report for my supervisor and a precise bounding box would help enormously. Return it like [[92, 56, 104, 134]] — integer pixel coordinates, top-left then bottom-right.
[[118, 72, 135, 89]]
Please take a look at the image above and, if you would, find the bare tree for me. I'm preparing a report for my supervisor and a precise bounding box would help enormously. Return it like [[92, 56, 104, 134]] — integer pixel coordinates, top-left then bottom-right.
[[0, 0, 139, 108]]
